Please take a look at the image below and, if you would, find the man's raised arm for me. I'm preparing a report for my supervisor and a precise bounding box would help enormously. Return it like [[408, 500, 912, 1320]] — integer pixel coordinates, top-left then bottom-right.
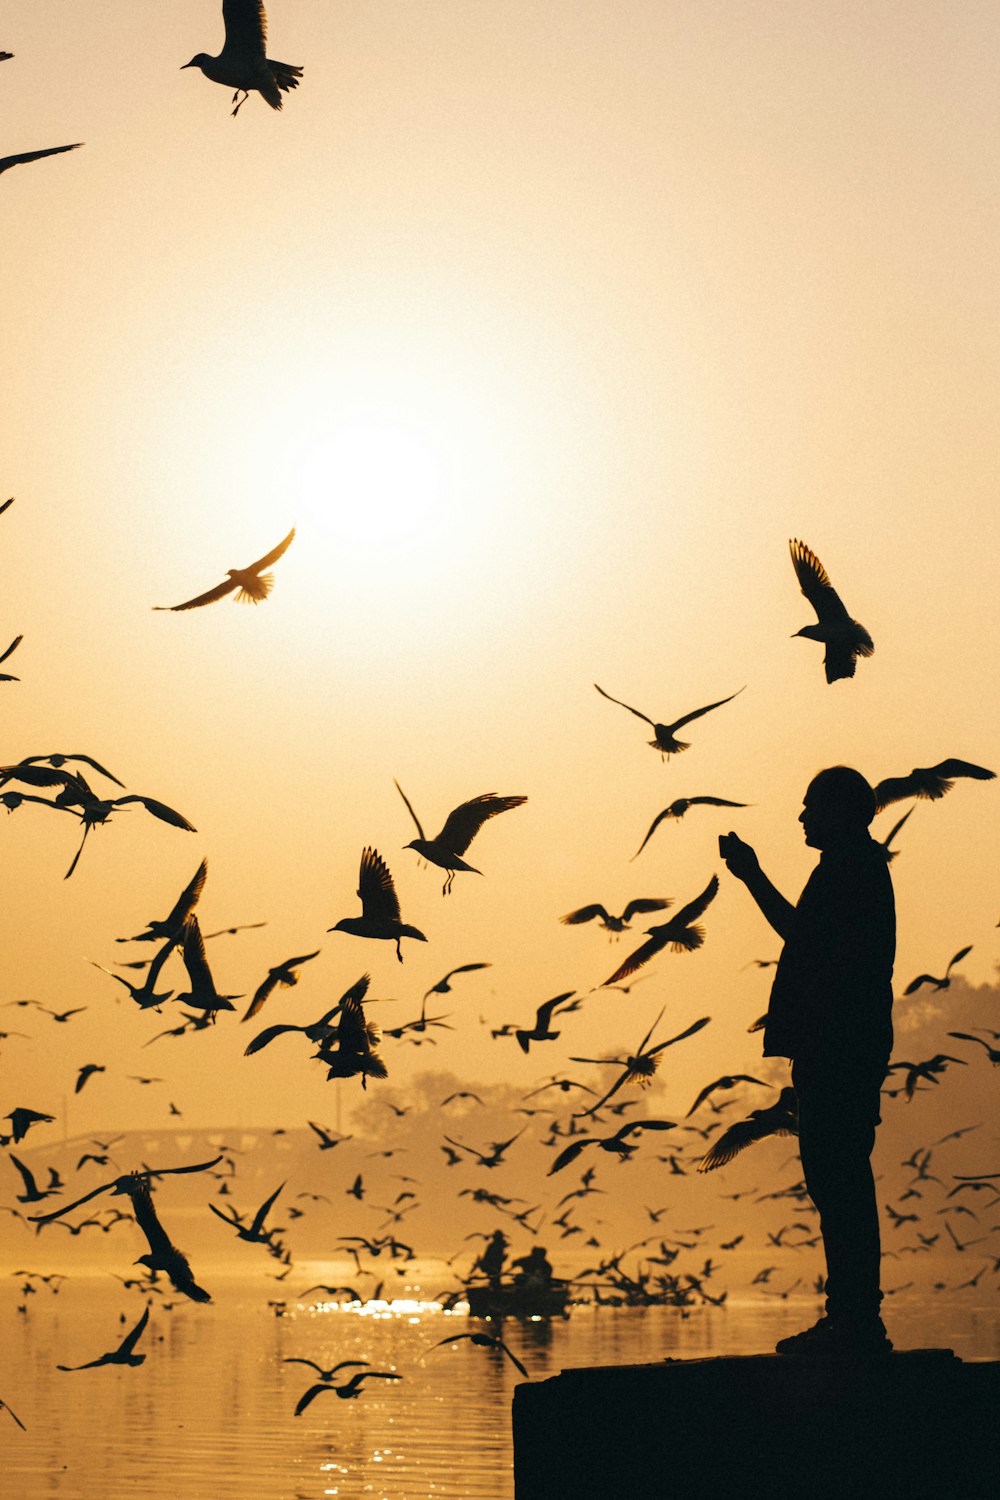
[[719, 832, 795, 942]]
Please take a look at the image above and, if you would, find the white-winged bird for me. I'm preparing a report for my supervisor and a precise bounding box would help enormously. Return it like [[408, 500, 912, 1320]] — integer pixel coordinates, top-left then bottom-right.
[[788, 539, 873, 682], [154, 526, 295, 609], [395, 782, 527, 895], [594, 683, 744, 758], [183, 1, 303, 117]]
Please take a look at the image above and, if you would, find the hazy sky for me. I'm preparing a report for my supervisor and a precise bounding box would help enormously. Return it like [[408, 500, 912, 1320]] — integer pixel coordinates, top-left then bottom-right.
[[2, 1, 998, 1141]]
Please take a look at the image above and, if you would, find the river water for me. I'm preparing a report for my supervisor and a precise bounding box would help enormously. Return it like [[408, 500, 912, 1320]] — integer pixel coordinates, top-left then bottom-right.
[[3, 1274, 997, 1500]]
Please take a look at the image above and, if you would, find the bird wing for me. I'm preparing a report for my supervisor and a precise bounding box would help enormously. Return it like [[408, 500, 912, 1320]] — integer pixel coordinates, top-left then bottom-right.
[[593, 683, 653, 726], [646, 1016, 712, 1059], [153, 576, 238, 611], [0, 634, 22, 666], [435, 794, 527, 857], [560, 904, 610, 926], [789, 539, 848, 622], [242, 972, 280, 1021], [223, 0, 268, 61], [282, 1357, 327, 1375], [358, 847, 402, 922], [602, 931, 666, 987], [116, 1304, 150, 1358], [243, 1023, 300, 1055], [931, 758, 995, 783], [295, 1383, 335, 1416], [243, 526, 295, 574], [393, 779, 426, 840], [547, 1139, 595, 1175], [249, 1182, 284, 1236], [444, 962, 490, 978], [163, 858, 209, 929], [0, 143, 82, 174], [630, 808, 675, 861], [620, 898, 672, 923], [180, 916, 217, 994], [670, 874, 720, 930], [9, 1156, 37, 1195], [686, 797, 748, 808], [668, 687, 745, 734], [903, 975, 936, 995], [945, 945, 973, 975], [111, 794, 196, 831]]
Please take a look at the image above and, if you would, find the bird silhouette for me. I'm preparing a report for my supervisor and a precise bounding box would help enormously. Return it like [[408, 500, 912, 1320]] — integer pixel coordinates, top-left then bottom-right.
[[57, 1305, 150, 1371], [2, 1107, 54, 1144], [329, 848, 427, 961], [116, 858, 207, 944], [548, 1120, 677, 1175], [294, 1370, 400, 1415], [560, 898, 671, 934], [172, 916, 240, 1016], [208, 1183, 284, 1243], [395, 782, 527, 895], [886, 1054, 967, 1101], [183, 1, 303, 117], [697, 1088, 797, 1171], [74, 1063, 105, 1095], [314, 984, 387, 1087], [515, 993, 575, 1053], [685, 1074, 767, 1117], [9, 1156, 61, 1204], [788, 539, 873, 682], [875, 807, 913, 862], [594, 683, 744, 757], [154, 526, 295, 609], [602, 875, 719, 986], [0, 143, 82, 176], [0, 1395, 25, 1430], [948, 1033, 1000, 1066], [873, 759, 995, 811], [632, 799, 748, 859], [426, 1331, 529, 1378], [242, 950, 321, 1021], [571, 1013, 710, 1116], [423, 963, 491, 999], [903, 945, 972, 995], [244, 976, 369, 1057]]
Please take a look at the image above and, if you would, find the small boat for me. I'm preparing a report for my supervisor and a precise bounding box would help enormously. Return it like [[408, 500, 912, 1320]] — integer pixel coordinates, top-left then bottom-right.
[[465, 1278, 571, 1320]]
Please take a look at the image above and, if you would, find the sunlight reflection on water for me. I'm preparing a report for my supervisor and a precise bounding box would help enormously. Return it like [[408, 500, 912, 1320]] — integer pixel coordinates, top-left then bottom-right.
[[3, 1278, 997, 1500]]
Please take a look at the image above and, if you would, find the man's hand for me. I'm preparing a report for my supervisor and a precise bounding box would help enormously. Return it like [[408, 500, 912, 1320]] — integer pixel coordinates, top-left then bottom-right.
[[718, 831, 760, 883]]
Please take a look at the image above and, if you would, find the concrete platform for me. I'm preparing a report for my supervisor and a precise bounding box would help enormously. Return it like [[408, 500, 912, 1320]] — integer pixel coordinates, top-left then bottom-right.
[[513, 1349, 999, 1499]]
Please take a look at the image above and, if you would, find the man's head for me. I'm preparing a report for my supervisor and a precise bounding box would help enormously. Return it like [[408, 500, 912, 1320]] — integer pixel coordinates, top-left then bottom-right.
[[799, 766, 876, 849]]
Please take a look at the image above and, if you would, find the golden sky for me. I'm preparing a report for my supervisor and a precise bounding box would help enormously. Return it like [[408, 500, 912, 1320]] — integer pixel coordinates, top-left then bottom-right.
[[2, 0, 998, 1142]]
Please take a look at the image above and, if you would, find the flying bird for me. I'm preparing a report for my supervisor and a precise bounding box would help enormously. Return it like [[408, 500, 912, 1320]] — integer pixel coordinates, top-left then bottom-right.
[[423, 963, 491, 1000], [631, 799, 748, 860], [697, 1088, 797, 1171], [685, 1075, 768, 1118], [873, 760, 995, 811], [886, 1054, 967, 1101], [394, 782, 527, 895], [875, 807, 913, 862], [242, 950, 321, 1021], [547, 1119, 677, 1175], [208, 1182, 284, 1244], [183, 1, 303, 117], [75, 1063, 105, 1095], [116, 858, 207, 944], [593, 683, 744, 758], [515, 992, 575, 1053], [788, 538, 873, 682], [154, 526, 295, 610], [602, 875, 719, 987], [57, 1305, 150, 1371], [2, 1107, 54, 1144], [329, 847, 427, 961], [314, 983, 387, 1087], [560, 898, 671, 935], [903, 946, 972, 995], [947, 1033, 1000, 1066], [9, 1156, 62, 1204], [172, 916, 240, 1016], [425, 1331, 529, 1378], [294, 1370, 400, 1415], [0, 142, 82, 176], [571, 1012, 710, 1116]]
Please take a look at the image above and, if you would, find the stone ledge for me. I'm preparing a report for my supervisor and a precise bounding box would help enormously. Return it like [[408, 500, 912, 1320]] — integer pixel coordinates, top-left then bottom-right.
[[513, 1350, 999, 1500]]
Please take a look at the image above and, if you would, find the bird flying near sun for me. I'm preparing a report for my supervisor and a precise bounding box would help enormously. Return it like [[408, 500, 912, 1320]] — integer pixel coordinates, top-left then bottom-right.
[[153, 527, 295, 611], [788, 538, 873, 683], [183, 0, 303, 117]]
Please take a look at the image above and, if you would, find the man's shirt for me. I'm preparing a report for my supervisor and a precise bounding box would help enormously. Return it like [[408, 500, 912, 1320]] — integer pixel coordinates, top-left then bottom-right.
[[763, 834, 895, 1067]]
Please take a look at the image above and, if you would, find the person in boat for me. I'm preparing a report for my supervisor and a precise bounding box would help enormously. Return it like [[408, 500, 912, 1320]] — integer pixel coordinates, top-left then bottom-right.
[[475, 1229, 509, 1289], [511, 1245, 554, 1293]]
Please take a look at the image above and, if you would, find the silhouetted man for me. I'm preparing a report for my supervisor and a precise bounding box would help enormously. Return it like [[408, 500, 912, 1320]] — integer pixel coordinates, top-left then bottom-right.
[[721, 766, 895, 1357]]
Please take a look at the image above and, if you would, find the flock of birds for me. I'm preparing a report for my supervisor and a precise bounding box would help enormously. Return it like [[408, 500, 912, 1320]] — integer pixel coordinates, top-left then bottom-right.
[[3, 0, 998, 1459]]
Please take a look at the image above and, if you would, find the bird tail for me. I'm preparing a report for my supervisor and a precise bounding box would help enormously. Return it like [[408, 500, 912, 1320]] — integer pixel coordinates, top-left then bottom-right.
[[271, 61, 304, 93], [237, 573, 273, 603], [669, 925, 705, 952]]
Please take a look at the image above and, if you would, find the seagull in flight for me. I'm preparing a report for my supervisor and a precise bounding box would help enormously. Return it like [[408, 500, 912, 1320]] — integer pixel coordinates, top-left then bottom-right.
[[329, 848, 427, 961], [0, 142, 82, 176], [594, 683, 744, 758], [183, 1, 303, 117], [394, 782, 527, 895], [57, 1304, 150, 1371], [571, 1012, 710, 1116], [873, 759, 995, 811], [423, 963, 491, 1000], [903, 946, 972, 995], [294, 1370, 400, 1415], [560, 898, 671, 935], [515, 993, 575, 1054], [153, 526, 295, 610], [788, 538, 873, 682], [697, 1088, 797, 1171], [242, 950, 321, 1021], [631, 798, 748, 859], [602, 876, 719, 987]]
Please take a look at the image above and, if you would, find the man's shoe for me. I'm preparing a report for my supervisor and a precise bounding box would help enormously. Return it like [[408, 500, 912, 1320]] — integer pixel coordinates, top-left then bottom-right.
[[776, 1316, 892, 1359]]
